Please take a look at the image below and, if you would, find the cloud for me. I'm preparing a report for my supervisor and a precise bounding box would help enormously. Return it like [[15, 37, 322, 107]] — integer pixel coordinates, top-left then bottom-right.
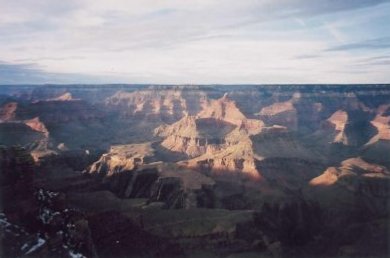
[[294, 54, 321, 60], [0, 0, 390, 83], [326, 37, 390, 51], [354, 55, 390, 67], [0, 61, 111, 84], [275, 0, 390, 16]]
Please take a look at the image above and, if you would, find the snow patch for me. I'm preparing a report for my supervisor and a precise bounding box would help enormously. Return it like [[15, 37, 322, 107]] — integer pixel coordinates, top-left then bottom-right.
[[24, 237, 46, 255], [69, 250, 87, 258]]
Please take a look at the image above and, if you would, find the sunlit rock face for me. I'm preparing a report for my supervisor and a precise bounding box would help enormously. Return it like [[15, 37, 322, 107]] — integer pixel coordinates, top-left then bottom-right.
[[258, 99, 298, 130], [155, 115, 237, 158], [306, 107, 377, 165], [179, 127, 261, 178], [152, 92, 265, 177], [309, 109, 354, 146], [47, 92, 74, 101], [198, 93, 264, 134], [368, 104, 390, 143], [155, 115, 209, 157], [105, 89, 207, 122], [307, 157, 390, 209], [87, 143, 155, 176], [198, 93, 247, 125], [24, 117, 49, 137], [361, 104, 390, 167]]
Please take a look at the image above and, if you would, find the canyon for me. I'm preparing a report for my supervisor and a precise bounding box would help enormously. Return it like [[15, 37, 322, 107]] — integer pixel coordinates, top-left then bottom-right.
[[1, 84, 389, 258]]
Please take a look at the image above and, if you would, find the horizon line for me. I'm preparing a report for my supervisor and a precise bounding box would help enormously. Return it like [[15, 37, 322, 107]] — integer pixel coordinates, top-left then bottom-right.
[[1, 83, 390, 87]]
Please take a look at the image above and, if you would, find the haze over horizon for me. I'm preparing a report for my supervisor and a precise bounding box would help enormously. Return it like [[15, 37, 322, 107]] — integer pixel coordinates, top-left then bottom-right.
[[1, 0, 390, 84]]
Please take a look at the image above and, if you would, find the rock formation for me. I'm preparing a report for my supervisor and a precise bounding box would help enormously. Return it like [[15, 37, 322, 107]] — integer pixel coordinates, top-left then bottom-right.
[[24, 117, 49, 137], [366, 104, 390, 144], [153, 93, 265, 176], [0, 102, 18, 121], [310, 108, 376, 151], [87, 143, 155, 176], [198, 93, 264, 134], [308, 157, 390, 205], [47, 92, 74, 101], [325, 110, 349, 144], [179, 127, 261, 177], [105, 89, 207, 122], [257, 94, 298, 130], [155, 115, 236, 157]]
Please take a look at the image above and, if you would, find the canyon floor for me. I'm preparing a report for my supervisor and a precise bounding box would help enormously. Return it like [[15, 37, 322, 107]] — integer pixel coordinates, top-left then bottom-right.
[[1, 84, 390, 258]]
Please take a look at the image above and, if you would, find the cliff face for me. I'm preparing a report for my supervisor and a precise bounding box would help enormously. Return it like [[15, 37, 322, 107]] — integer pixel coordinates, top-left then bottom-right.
[[87, 157, 216, 209], [150, 164, 216, 208], [87, 143, 155, 176], [0, 145, 35, 188], [326, 110, 349, 145], [105, 89, 207, 122], [153, 94, 265, 176], [179, 127, 260, 177], [0, 102, 18, 121], [307, 157, 390, 211], [155, 116, 203, 157], [0, 110, 52, 160], [258, 99, 298, 130], [47, 92, 74, 101], [198, 93, 264, 135], [24, 117, 49, 137], [198, 93, 247, 125], [0, 98, 105, 158], [309, 107, 376, 152], [26, 100, 102, 123], [155, 116, 237, 157], [360, 105, 390, 167], [366, 104, 390, 144]]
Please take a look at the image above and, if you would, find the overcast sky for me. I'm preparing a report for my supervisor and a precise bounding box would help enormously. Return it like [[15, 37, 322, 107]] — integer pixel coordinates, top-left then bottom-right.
[[1, 0, 390, 84]]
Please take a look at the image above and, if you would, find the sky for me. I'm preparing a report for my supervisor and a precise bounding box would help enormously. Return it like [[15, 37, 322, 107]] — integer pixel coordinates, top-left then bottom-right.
[[1, 0, 390, 84]]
